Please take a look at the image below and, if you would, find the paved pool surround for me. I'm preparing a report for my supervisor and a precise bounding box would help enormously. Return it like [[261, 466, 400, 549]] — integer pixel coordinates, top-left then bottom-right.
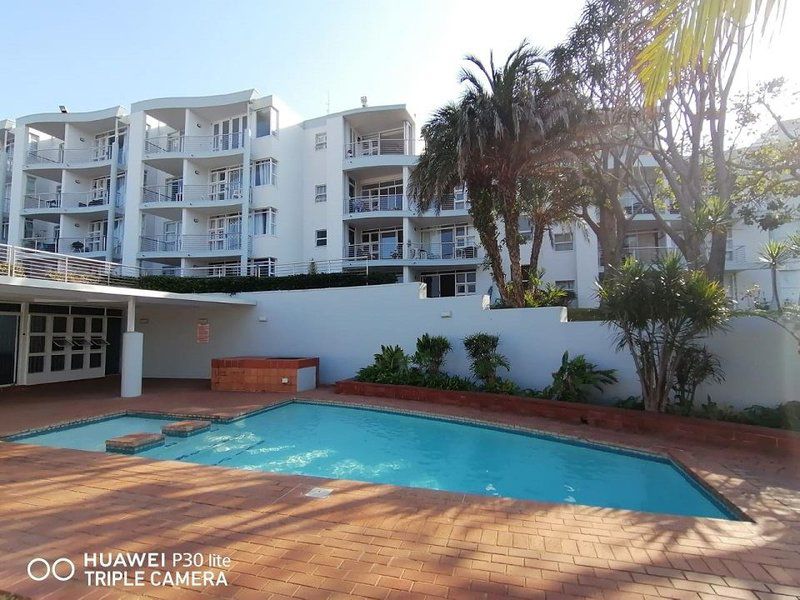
[[211, 356, 319, 393]]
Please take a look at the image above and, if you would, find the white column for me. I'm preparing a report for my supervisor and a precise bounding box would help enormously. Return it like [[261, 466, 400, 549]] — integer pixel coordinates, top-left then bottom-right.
[[7, 125, 27, 245], [121, 296, 143, 398], [240, 125, 252, 275], [121, 112, 146, 268]]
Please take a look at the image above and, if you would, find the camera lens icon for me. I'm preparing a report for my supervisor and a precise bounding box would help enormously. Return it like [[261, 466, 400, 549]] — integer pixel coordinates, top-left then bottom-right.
[[27, 557, 76, 582]]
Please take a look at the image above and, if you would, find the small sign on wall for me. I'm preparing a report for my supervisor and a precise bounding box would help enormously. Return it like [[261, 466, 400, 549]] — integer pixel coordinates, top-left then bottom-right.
[[196, 319, 210, 344]]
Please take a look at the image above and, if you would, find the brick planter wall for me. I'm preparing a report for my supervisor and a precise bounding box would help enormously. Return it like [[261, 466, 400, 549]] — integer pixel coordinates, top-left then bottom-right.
[[212, 357, 319, 393], [335, 379, 800, 455]]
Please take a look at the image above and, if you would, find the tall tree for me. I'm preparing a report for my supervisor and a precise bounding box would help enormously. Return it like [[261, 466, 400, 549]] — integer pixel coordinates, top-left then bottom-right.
[[409, 43, 576, 307]]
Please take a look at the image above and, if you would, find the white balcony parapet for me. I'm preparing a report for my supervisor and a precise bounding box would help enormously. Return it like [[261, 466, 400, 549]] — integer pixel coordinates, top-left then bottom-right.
[[344, 194, 404, 214], [142, 184, 244, 204], [144, 132, 245, 155], [139, 233, 244, 253], [344, 138, 412, 158], [1, 242, 137, 285]]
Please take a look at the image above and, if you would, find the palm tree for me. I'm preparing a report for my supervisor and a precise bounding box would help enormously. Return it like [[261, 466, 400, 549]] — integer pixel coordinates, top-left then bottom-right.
[[409, 42, 575, 307], [758, 238, 798, 310], [635, 0, 787, 107]]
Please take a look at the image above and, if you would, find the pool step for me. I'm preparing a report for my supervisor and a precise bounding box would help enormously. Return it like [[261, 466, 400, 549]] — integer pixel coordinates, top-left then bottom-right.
[[106, 433, 165, 454], [162, 420, 211, 437]]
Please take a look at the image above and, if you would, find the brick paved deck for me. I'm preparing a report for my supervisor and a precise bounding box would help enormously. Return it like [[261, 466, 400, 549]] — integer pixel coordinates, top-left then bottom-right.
[[1, 378, 799, 600]]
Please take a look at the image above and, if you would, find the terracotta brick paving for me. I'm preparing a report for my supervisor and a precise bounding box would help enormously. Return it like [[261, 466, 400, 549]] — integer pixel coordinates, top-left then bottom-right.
[[0, 378, 799, 600]]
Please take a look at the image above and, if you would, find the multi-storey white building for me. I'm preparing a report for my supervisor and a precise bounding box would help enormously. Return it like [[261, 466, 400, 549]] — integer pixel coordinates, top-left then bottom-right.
[[2, 88, 798, 308]]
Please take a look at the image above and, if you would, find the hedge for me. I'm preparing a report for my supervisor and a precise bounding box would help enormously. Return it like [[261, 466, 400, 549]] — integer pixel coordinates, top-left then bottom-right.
[[121, 271, 397, 294]]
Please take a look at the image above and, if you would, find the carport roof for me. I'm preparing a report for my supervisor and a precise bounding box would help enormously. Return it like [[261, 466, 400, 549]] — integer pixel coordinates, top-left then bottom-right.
[[0, 276, 256, 307]]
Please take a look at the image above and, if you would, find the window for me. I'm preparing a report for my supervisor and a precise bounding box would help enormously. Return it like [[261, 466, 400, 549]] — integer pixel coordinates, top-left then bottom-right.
[[456, 272, 477, 296], [315, 229, 327, 247], [555, 280, 577, 307], [252, 208, 277, 236], [255, 107, 278, 137], [250, 258, 276, 277], [315, 132, 327, 150], [252, 159, 277, 186], [553, 232, 574, 251], [314, 184, 327, 203], [518, 217, 532, 243]]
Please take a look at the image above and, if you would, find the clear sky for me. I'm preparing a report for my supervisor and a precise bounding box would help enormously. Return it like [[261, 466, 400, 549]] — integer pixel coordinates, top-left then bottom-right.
[[1, 0, 798, 125]]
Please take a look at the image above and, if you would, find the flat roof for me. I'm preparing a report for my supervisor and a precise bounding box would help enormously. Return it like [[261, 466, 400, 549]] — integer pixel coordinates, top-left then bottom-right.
[[0, 276, 256, 307]]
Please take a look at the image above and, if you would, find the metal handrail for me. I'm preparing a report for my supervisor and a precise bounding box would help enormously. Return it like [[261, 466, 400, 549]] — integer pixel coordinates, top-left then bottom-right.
[[57, 236, 108, 254], [344, 137, 411, 158], [345, 194, 404, 213], [23, 191, 112, 210], [139, 233, 245, 253], [142, 184, 244, 204], [0, 242, 138, 285], [144, 132, 246, 154], [408, 240, 480, 260], [345, 242, 405, 260], [26, 146, 113, 166]]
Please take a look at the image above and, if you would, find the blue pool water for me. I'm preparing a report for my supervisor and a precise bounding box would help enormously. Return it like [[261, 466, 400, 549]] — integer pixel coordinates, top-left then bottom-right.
[[14, 402, 736, 519]]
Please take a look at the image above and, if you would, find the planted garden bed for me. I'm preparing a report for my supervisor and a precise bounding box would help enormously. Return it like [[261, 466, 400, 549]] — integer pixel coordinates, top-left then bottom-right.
[[334, 378, 800, 455]]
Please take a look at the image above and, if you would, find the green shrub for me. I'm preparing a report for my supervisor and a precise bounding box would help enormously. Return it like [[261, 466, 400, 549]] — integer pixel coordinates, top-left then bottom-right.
[[543, 351, 618, 403], [372, 345, 410, 374], [463, 333, 509, 386], [411, 334, 452, 375], [567, 308, 604, 321], [670, 345, 725, 416], [355, 365, 476, 391], [129, 271, 396, 294]]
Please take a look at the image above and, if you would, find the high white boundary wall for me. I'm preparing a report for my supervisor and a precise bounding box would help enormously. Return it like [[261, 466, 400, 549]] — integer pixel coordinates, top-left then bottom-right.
[[139, 283, 799, 410]]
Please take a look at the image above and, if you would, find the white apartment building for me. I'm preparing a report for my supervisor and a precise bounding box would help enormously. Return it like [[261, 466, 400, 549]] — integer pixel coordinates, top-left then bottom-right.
[[2, 89, 798, 308]]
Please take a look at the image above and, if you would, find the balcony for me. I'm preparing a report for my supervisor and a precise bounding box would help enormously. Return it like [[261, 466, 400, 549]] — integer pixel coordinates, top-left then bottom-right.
[[26, 146, 114, 167], [343, 138, 416, 170], [23, 191, 113, 212], [344, 194, 405, 215], [344, 239, 481, 262], [142, 184, 244, 205], [20, 236, 109, 256], [139, 233, 244, 255], [144, 133, 245, 156]]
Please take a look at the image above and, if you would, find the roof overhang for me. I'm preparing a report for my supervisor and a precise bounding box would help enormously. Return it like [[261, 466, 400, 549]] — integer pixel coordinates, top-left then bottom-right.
[[0, 276, 256, 307], [19, 106, 127, 139]]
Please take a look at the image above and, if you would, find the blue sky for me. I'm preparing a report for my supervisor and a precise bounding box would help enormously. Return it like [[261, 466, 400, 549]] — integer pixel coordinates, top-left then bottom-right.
[[1, 0, 797, 124]]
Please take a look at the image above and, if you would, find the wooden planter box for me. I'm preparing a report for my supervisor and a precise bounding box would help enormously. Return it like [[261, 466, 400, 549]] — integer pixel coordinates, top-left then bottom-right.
[[335, 379, 799, 455]]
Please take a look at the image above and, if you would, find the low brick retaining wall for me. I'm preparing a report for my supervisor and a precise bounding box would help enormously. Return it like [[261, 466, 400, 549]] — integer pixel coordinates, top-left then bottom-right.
[[335, 379, 800, 455]]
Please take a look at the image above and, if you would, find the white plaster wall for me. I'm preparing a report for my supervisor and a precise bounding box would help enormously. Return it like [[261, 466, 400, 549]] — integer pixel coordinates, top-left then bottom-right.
[[138, 282, 799, 410]]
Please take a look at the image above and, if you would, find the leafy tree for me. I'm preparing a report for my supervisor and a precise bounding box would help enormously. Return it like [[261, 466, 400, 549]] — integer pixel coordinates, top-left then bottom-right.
[[671, 345, 725, 415], [758, 237, 800, 309], [463, 333, 509, 387], [411, 334, 452, 376], [598, 255, 730, 411], [409, 42, 580, 307], [634, 0, 787, 107]]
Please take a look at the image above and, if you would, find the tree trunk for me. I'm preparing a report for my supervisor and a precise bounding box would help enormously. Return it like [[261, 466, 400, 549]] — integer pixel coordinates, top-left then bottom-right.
[[500, 186, 525, 307], [706, 229, 728, 283], [528, 217, 546, 276], [771, 266, 781, 310]]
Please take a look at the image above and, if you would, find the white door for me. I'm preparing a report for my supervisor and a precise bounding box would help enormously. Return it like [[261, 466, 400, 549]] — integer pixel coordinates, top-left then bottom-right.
[[163, 221, 181, 251], [91, 177, 110, 204], [86, 220, 106, 252]]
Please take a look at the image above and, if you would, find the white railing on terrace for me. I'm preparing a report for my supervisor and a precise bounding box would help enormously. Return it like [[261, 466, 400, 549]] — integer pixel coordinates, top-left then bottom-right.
[[57, 236, 108, 254], [0, 242, 137, 285], [344, 138, 411, 158], [142, 184, 244, 204], [26, 146, 114, 166], [23, 191, 113, 210], [139, 233, 245, 253], [344, 239, 480, 261], [621, 246, 674, 263], [344, 194, 404, 214], [144, 132, 246, 155], [623, 202, 681, 216]]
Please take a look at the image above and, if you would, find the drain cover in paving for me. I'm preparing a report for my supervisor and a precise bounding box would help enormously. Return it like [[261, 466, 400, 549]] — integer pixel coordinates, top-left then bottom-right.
[[305, 487, 333, 499]]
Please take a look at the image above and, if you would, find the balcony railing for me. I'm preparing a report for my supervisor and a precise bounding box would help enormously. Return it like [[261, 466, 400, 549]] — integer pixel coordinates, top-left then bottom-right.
[[139, 233, 244, 253], [144, 133, 246, 155], [23, 191, 112, 210], [1, 242, 136, 285], [344, 138, 411, 158], [344, 239, 480, 261], [344, 194, 404, 214], [57, 236, 108, 254], [26, 146, 113, 166], [142, 184, 244, 204]]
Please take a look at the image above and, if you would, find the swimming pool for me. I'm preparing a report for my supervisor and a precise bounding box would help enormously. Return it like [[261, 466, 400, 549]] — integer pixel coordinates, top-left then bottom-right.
[[12, 402, 738, 519]]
